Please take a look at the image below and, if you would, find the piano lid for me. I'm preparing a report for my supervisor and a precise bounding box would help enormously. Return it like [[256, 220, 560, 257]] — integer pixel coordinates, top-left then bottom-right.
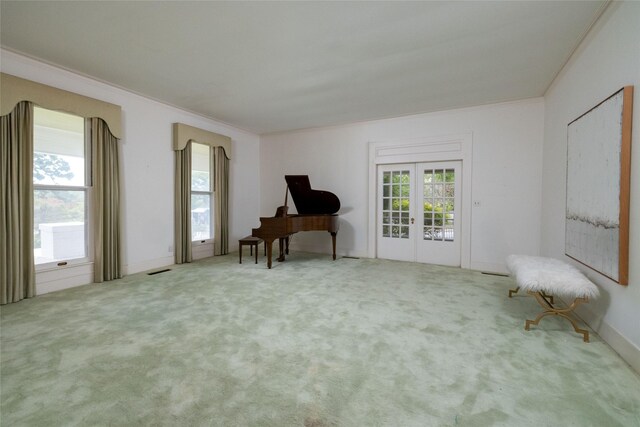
[[285, 175, 340, 215]]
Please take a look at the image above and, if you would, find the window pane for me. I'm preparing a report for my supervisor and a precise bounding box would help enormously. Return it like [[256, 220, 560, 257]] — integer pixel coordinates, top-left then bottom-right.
[[33, 107, 85, 186], [34, 189, 85, 264], [445, 169, 455, 182], [444, 227, 454, 241], [392, 212, 399, 224], [191, 194, 211, 240], [191, 143, 210, 191]]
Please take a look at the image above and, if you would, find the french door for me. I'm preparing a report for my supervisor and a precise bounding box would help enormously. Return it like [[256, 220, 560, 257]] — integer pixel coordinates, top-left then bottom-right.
[[377, 164, 415, 261], [377, 161, 462, 266]]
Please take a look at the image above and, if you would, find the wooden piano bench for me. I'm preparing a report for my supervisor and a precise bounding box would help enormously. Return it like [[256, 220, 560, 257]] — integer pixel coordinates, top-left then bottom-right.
[[239, 236, 265, 264]]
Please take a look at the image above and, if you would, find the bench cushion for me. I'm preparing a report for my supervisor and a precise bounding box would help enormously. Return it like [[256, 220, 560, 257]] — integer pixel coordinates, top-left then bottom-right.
[[506, 255, 599, 299], [239, 236, 262, 243]]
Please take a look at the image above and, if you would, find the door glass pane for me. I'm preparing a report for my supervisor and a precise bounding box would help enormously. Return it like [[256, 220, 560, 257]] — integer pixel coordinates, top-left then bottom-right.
[[34, 190, 86, 264], [33, 107, 85, 187], [381, 169, 411, 240], [423, 168, 455, 241], [191, 143, 210, 191], [401, 212, 409, 225], [423, 227, 432, 239], [391, 212, 399, 224], [191, 194, 211, 240], [444, 227, 454, 242], [434, 227, 443, 241]]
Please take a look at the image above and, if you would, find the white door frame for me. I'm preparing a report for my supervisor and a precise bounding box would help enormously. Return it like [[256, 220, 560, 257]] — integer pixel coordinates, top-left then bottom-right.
[[367, 133, 473, 268]]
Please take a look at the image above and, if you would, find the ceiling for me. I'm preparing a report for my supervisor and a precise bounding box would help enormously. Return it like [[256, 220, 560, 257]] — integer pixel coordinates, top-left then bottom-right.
[[1, 1, 607, 134]]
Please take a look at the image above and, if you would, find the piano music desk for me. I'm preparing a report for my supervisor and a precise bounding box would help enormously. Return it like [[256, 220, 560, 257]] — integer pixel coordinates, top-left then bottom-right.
[[239, 236, 265, 264]]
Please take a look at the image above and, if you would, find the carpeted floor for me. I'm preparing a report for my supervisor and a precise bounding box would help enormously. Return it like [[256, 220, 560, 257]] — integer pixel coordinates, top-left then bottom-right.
[[1, 252, 639, 426]]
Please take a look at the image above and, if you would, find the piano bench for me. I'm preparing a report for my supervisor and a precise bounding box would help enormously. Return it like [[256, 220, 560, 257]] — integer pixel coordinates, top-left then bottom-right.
[[239, 236, 265, 264]]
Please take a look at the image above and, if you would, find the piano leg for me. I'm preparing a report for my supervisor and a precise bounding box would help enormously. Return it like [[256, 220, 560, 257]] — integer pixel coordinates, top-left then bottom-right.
[[265, 239, 274, 269], [331, 232, 337, 260], [277, 237, 286, 262]]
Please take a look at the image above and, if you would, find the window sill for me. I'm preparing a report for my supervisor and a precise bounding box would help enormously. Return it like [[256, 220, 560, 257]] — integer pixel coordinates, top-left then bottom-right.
[[192, 239, 213, 247], [36, 259, 93, 273]]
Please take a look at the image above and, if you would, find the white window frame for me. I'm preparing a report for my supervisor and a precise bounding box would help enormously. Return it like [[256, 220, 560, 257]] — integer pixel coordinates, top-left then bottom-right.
[[33, 107, 93, 271], [191, 143, 214, 246]]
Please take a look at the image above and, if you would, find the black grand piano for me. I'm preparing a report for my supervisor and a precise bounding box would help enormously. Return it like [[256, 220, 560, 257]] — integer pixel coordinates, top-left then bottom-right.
[[252, 175, 340, 268]]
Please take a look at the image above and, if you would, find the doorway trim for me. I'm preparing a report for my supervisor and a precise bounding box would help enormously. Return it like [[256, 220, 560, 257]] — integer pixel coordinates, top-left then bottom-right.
[[367, 133, 472, 268]]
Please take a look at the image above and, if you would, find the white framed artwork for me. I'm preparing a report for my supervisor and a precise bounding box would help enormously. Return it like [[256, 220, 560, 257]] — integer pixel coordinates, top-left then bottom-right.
[[565, 86, 633, 285]]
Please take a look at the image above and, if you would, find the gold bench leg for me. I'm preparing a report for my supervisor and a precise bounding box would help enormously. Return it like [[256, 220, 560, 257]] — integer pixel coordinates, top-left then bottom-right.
[[524, 291, 590, 342], [509, 286, 554, 304], [540, 291, 554, 305]]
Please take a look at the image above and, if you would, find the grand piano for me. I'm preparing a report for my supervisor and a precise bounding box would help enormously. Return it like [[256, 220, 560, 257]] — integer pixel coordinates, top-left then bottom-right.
[[252, 175, 340, 269]]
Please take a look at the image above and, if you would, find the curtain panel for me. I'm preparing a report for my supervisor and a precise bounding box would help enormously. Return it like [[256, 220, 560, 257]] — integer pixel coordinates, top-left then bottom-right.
[[214, 146, 229, 255], [89, 118, 122, 282], [173, 123, 231, 262], [0, 101, 36, 304], [174, 143, 192, 264]]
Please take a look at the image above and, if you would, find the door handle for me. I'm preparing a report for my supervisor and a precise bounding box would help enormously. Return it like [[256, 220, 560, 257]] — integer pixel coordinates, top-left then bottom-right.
[[411, 218, 415, 224]]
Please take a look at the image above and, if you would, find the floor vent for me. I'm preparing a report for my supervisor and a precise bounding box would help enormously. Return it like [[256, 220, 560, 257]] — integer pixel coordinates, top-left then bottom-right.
[[148, 269, 171, 275], [481, 271, 509, 277]]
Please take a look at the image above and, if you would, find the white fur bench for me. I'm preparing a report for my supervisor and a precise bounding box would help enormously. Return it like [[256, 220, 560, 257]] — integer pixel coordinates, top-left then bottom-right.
[[506, 255, 599, 342]]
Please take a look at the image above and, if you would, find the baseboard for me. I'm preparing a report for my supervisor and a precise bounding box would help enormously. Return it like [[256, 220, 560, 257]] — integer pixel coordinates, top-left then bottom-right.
[[596, 320, 640, 374], [123, 256, 175, 275], [574, 303, 640, 374], [469, 261, 508, 274]]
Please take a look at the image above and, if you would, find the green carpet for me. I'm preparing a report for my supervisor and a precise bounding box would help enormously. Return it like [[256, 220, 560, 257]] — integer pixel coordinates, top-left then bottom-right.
[[1, 253, 639, 426]]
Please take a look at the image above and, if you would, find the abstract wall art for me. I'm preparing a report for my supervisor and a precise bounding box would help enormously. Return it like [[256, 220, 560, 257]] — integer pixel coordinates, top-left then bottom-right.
[[565, 86, 633, 285]]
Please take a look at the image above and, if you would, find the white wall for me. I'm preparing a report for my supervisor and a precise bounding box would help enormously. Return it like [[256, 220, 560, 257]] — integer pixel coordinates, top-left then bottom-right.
[[541, 1, 640, 363], [260, 98, 544, 272], [1, 49, 261, 289]]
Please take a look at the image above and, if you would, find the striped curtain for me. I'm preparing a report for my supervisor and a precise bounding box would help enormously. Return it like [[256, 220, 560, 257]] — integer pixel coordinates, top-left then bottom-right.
[[0, 101, 36, 304], [174, 143, 192, 264], [89, 118, 122, 282], [213, 146, 229, 255]]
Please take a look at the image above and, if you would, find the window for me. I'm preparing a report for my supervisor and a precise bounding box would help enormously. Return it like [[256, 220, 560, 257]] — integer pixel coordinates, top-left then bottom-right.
[[33, 107, 89, 266], [191, 143, 213, 242]]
